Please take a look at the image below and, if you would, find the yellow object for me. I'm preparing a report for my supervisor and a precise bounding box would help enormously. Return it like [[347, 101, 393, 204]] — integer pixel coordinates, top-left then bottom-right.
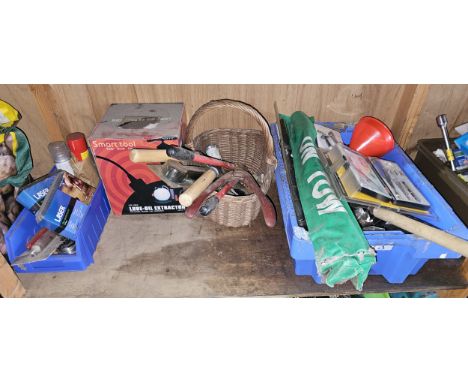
[[338, 171, 429, 215], [336, 165, 346, 177], [446, 148, 455, 162], [0, 99, 20, 128], [0, 131, 18, 156]]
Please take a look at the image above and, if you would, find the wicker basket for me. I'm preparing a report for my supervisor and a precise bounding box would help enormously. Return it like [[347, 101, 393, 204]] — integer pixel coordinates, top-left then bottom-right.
[[185, 99, 277, 227]]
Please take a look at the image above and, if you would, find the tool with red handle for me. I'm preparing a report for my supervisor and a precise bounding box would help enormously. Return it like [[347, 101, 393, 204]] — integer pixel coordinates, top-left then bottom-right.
[[185, 172, 237, 218], [166, 147, 236, 170], [131, 146, 236, 170], [185, 170, 276, 228], [199, 178, 239, 216]]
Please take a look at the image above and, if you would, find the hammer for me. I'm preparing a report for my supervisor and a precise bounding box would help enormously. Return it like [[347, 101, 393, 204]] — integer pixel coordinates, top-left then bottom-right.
[[130, 147, 235, 170]]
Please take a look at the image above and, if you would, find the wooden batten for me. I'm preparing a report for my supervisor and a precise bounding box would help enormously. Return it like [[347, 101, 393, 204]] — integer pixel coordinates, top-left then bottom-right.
[[392, 84, 430, 150], [0, 255, 25, 298], [29, 84, 66, 142]]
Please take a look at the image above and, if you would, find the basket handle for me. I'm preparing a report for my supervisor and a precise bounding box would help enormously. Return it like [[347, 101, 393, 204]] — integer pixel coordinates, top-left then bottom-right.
[[185, 99, 276, 166]]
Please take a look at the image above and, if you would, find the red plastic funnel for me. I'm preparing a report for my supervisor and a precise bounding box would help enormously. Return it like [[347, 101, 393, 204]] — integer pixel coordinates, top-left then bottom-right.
[[349, 116, 395, 157]]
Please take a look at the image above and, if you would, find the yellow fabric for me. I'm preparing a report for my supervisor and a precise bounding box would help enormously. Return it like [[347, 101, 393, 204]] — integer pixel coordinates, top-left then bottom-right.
[[0, 100, 20, 128], [0, 131, 18, 156]]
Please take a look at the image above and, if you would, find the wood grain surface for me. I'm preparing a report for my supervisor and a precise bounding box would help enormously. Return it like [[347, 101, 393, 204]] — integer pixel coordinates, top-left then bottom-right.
[[0, 84, 410, 177], [2, 84, 468, 177], [405, 84, 468, 155], [17, 187, 467, 297]]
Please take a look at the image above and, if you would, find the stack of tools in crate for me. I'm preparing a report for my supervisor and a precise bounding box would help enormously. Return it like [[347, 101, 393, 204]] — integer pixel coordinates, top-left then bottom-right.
[[274, 104, 468, 290], [114, 99, 277, 228], [6, 126, 110, 273], [0, 99, 33, 255]]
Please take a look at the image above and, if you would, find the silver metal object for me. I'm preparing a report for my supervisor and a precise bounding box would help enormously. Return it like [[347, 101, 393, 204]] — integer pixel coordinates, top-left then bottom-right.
[[55, 239, 76, 255], [13, 232, 66, 269], [353, 206, 375, 227], [436, 114, 456, 171], [206, 144, 222, 159]]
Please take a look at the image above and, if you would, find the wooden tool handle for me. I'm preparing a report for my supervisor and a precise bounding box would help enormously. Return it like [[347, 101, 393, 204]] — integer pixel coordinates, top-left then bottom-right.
[[372, 207, 468, 257], [179, 168, 217, 207], [256, 193, 277, 228], [129, 149, 171, 163]]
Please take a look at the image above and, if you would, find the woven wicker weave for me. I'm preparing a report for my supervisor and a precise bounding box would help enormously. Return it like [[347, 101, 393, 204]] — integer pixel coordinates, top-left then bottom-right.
[[186, 99, 276, 227]]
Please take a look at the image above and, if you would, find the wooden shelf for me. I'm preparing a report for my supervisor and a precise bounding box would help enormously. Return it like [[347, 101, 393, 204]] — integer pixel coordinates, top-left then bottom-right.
[[18, 187, 467, 297]]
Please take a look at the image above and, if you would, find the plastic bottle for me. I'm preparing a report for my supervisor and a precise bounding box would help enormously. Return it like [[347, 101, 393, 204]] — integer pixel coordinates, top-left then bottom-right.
[[48, 141, 78, 175]]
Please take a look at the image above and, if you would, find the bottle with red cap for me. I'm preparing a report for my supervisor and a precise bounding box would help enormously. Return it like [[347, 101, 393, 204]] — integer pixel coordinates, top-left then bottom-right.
[[66, 132, 100, 188]]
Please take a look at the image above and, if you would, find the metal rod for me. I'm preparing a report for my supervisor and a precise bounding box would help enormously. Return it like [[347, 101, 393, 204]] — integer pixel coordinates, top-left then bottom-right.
[[436, 114, 456, 171]]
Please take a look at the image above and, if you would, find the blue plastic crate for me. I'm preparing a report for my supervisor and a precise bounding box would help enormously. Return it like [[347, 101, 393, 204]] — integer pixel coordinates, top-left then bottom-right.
[[6, 181, 111, 273], [272, 122, 468, 284]]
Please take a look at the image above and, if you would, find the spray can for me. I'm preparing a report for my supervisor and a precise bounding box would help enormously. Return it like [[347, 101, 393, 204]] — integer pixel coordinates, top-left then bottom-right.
[[66, 132, 100, 188]]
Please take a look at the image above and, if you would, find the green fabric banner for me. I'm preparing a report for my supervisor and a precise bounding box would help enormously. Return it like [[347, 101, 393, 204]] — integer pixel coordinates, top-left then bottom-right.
[[282, 111, 375, 290]]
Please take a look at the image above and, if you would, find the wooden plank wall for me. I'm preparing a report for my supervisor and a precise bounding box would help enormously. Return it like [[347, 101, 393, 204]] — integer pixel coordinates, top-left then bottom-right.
[[1, 84, 468, 177], [404, 85, 468, 154]]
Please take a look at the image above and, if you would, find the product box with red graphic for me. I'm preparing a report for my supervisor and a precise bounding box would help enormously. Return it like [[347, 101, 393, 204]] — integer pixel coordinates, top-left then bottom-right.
[[88, 103, 186, 215]]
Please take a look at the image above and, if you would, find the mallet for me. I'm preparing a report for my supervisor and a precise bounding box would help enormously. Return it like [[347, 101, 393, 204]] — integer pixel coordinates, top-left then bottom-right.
[[372, 207, 468, 257]]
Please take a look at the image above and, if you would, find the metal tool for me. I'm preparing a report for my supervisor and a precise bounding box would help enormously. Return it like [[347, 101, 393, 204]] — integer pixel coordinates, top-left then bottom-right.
[[274, 102, 307, 228], [166, 147, 236, 170], [204, 144, 248, 196], [436, 114, 456, 171], [150, 160, 207, 188], [185, 170, 277, 228], [54, 238, 76, 255], [131, 145, 249, 207], [199, 178, 239, 216], [13, 229, 67, 268], [353, 206, 375, 227], [131, 146, 236, 170], [179, 167, 220, 207]]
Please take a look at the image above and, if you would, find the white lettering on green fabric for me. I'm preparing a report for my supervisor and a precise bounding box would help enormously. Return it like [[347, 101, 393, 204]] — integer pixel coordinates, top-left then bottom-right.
[[306, 170, 346, 215]]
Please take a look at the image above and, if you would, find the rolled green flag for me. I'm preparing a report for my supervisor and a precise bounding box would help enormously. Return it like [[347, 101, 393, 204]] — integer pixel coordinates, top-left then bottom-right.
[[281, 111, 375, 290]]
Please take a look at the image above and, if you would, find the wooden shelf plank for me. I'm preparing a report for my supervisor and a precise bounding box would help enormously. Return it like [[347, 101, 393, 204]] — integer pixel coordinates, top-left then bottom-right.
[[18, 188, 467, 297]]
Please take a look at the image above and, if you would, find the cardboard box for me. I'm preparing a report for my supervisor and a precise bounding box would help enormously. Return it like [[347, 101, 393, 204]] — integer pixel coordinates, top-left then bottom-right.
[[0, 255, 25, 297], [88, 103, 187, 215]]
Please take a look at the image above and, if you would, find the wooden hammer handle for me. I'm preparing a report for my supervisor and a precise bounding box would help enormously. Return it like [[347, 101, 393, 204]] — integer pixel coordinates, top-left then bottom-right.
[[372, 207, 468, 257], [240, 173, 276, 228], [179, 168, 218, 207], [130, 149, 171, 163]]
